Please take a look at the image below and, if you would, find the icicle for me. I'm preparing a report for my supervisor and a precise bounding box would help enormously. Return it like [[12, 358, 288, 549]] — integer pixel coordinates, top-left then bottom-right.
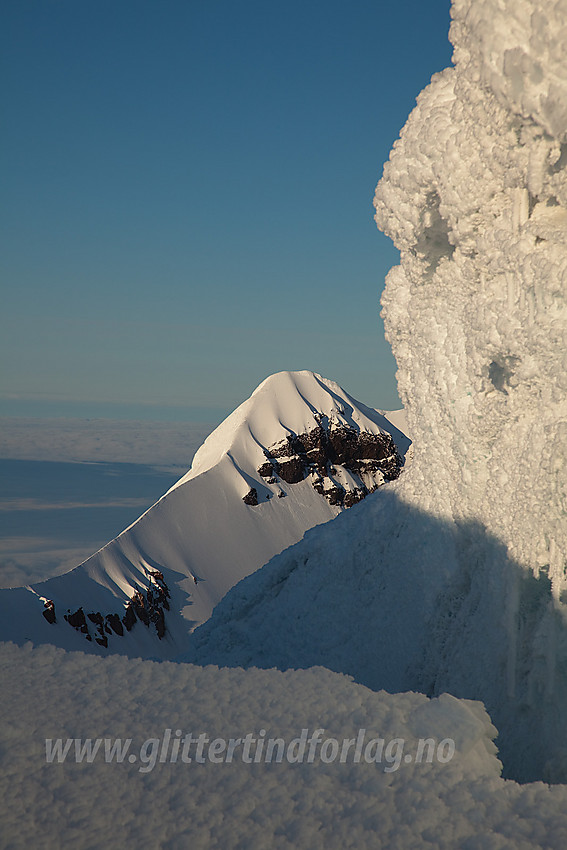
[[528, 140, 547, 198], [506, 272, 517, 311]]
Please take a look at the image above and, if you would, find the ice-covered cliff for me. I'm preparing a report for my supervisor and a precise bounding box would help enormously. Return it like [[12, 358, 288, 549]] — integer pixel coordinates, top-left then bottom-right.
[[188, 0, 567, 783], [374, 0, 567, 584]]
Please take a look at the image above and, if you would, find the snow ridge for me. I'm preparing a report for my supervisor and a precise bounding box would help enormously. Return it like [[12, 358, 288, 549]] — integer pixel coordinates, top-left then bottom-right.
[[0, 371, 407, 658]]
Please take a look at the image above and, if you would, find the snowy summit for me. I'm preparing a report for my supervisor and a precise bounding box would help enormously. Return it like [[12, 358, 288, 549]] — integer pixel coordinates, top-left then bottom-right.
[[4, 0, 567, 845], [0, 370, 407, 658]]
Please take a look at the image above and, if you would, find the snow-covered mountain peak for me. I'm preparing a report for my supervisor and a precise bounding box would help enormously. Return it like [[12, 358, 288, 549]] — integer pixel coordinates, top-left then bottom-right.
[[175, 370, 395, 487], [0, 371, 408, 657], [169, 369, 404, 511]]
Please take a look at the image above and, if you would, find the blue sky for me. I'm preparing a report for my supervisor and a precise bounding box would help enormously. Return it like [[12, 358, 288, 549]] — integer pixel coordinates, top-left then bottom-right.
[[1, 0, 453, 423]]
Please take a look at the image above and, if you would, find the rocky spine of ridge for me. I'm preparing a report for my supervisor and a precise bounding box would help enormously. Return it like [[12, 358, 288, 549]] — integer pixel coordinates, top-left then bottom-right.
[[41, 569, 171, 647], [255, 420, 403, 507]]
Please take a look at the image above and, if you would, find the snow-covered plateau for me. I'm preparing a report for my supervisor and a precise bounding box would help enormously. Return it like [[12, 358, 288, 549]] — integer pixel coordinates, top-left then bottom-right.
[[3, 0, 567, 845]]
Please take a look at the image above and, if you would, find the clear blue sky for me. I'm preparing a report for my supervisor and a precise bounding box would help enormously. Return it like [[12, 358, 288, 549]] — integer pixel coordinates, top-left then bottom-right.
[[1, 0, 452, 423]]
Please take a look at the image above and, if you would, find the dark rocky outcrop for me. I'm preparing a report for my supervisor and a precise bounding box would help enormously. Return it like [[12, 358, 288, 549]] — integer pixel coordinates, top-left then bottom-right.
[[122, 573, 170, 637], [65, 607, 89, 634], [277, 457, 304, 485], [258, 462, 273, 478], [243, 487, 259, 506], [42, 599, 56, 624], [123, 601, 137, 632], [51, 570, 171, 647], [257, 422, 403, 508], [105, 613, 124, 636], [87, 611, 104, 627]]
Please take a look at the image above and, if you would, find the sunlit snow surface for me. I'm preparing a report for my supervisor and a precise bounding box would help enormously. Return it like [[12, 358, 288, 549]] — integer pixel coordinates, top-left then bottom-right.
[[189, 0, 567, 785]]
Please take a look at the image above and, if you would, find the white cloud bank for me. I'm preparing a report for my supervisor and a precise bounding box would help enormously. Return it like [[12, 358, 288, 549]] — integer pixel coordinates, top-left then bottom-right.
[[0, 419, 213, 586], [0, 418, 213, 469]]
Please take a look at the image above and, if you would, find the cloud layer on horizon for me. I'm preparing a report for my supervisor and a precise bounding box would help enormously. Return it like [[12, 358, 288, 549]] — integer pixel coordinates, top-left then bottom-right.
[[0, 417, 213, 468]]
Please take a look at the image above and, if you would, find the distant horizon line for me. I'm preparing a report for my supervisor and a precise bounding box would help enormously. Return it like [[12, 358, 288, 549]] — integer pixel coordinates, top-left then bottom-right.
[[0, 385, 403, 424], [0, 398, 232, 424]]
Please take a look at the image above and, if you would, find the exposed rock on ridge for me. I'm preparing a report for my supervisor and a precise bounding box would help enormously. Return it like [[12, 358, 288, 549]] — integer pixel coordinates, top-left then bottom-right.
[[257, 420, 403, 507], [47, 570, 171, 648]]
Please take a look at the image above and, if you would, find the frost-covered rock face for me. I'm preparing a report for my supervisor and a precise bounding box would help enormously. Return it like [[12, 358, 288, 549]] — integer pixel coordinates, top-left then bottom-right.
[[371, 0, 567, 780], [374, 0, 567, 592]]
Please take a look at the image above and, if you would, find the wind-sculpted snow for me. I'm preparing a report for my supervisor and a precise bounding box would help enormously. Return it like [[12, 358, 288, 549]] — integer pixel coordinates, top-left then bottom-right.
[[190, 0, 567, 784], [4, 640, 567, 849], [375, 1, 567, 575]]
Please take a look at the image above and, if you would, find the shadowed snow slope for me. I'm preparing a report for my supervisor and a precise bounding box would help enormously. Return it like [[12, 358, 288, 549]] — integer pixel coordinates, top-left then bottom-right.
[[186, 0, 567, 784], [0, 370, 406, 659]]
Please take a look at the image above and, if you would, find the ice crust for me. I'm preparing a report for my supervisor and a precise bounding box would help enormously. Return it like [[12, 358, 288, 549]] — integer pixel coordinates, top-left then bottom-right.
[[190, 0, 567, 784]]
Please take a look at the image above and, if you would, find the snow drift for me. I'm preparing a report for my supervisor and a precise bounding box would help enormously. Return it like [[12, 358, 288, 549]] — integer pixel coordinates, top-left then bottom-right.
[[187, 0, 567, 783], [0, 371, 406, 657]]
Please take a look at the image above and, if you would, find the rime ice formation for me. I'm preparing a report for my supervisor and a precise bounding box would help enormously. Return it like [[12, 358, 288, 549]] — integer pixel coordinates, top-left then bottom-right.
[[374, 0, 567, 777], [0, 371, 406, 657], [374, 0, 567, 580], [188, 0, 567, 783]]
